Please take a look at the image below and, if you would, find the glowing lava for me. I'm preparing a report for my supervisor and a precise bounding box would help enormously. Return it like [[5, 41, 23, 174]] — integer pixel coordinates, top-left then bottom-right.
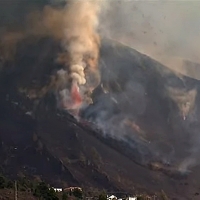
[[60, 81, 82, 115], [70, 81, 82, 109]]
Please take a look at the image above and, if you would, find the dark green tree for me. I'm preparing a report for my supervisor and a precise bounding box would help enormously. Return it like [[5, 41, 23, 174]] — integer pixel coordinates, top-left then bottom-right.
[[33, 181, 48, 197], [137, 195, 146, 200], [62, 192, 68, 200], [73, 188, 83, 199], [6, 180, 14, 189], [48, 188, 59, 200], [160, 190, 168, 200], [33, 181, 59, 200], [0, 175, 6, 189], [98, 192, 107, 200]]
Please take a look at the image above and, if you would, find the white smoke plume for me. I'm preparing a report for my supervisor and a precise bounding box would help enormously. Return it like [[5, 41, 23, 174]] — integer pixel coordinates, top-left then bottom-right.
[[61, 0, 101, 86], [54, 0, 104, 111], [0, 0, 103, 111], [167, 88, 197, 120]]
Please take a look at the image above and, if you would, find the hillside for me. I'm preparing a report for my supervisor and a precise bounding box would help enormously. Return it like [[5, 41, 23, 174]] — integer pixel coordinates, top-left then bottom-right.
[[0, 36, 200, 200]]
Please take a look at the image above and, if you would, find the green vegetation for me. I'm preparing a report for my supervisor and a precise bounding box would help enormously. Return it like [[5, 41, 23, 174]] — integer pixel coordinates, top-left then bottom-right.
[[0, 175, 75, 200], [98, 192, 107, 200], [79, 152, 87, 165], [0, 174, 169, 200], [137, 195, 146, 200], [62, 192, 68, 200], [91, 147, 102, 164], [0, 174, 14, 189], [72, 188, 83, 199], [33, 181, 59, 200], [160, 190, 169, 200]]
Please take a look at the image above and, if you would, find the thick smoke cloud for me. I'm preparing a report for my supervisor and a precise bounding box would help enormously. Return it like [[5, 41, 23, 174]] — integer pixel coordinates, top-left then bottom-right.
[[83, 35, 200, 174], [89, 1, 200, 172], [56, 0, 102, 111], [1, 0, 200, 174], [0, 0, 103, 112]]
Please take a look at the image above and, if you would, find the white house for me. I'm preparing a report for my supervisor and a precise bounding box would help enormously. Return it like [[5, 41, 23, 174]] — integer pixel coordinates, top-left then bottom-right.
[[107, 195, 117, 200], [52, 187, 62, 192], [127, 197, 137, 200], [64, 186, 82, 192]]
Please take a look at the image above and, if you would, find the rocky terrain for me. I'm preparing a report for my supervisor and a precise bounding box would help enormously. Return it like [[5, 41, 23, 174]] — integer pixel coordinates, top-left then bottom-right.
[[0, 33, 200, 200]]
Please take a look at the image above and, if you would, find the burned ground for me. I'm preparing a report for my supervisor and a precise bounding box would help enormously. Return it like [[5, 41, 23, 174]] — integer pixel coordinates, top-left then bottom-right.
[[0, 36, 200, 199]]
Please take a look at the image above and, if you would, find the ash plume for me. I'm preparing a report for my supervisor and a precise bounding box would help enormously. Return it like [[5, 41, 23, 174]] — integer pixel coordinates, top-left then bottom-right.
[[57, 0, 102, 111], [0, 0, 103, 112]]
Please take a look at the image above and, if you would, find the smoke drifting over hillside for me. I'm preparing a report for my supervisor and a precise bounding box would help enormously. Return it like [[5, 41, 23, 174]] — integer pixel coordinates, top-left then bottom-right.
[[99, 1, 200, 78], [83, 36, 200, 173], [1, 0, 200, 174], [93, 1, 200, 172], [0, 0, 103, 111]]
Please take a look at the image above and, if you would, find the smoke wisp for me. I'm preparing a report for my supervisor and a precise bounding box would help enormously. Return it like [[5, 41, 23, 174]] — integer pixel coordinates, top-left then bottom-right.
[[82, 35, 200, 174], [167, 88, 197, 120]]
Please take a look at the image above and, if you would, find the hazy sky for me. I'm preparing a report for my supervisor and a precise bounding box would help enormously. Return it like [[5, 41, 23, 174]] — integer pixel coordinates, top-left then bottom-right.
[[100, 1, 200, 58], [98, 0, 200, 77], [1, 0, 200, 77]]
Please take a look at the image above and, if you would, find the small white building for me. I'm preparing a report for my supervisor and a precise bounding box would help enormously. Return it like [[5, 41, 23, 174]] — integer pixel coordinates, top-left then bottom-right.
[[107, 195, 117, 200], [127, 197, 137, 200], [64, 186, 82, 192], [52, 187, 62, 192]]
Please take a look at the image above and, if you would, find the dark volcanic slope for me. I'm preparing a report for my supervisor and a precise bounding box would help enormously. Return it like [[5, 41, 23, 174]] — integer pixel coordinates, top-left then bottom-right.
[[84, 38, 200, 164], [1, 37, 200, 199]]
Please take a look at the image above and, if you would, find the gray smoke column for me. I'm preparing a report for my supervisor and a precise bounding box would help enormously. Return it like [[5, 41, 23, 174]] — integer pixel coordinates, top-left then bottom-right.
[[0, 0, 103, 113], [57, 0, 102, 111]]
